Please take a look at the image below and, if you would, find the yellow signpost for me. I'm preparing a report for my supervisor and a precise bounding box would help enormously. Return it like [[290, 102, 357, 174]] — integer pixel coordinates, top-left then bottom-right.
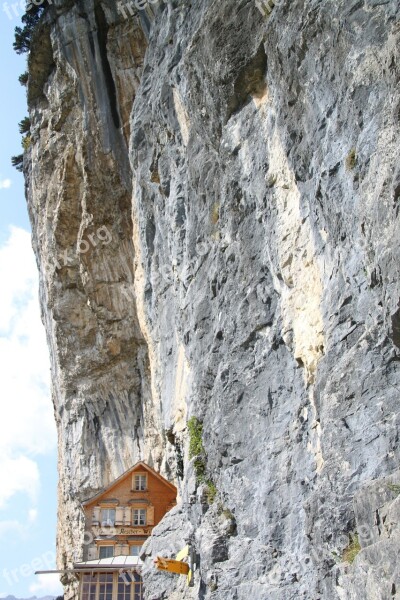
[[155, 557, 190, 575], [175, 545, 189, 562], [154, 545, 193, 585]]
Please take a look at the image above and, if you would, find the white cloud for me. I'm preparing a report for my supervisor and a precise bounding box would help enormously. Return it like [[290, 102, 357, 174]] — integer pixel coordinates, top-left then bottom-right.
[[28, 508, 38, 523], [0, 457, 39, 510], [0, 179, 12, 190], [30, 573, 63, 597], [0, 226, 39, 334], [0, 519, 25, 538], [0, 227, 55, 511]]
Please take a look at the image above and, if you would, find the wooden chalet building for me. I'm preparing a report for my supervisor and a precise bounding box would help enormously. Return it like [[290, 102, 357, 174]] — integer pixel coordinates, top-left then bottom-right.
[[73, 462, 177, 600]]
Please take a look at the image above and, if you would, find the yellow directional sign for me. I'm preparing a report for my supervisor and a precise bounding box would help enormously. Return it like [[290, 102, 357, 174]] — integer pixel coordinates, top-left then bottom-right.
[[175, 545, 189, 562], [175, 545, 192, 586], [155, 557, 190, 575]]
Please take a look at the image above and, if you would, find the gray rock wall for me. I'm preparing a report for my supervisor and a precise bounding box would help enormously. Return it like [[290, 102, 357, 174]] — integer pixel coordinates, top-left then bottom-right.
[[26, 0, 400, 598]]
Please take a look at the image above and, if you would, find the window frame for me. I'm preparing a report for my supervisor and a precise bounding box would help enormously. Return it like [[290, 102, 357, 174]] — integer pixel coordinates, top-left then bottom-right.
[[98, 545, 115, 559], [80, 572, 143, 600], [100, 508, 116, 527], [80, 572, 113, 600], [129, 545, 142, 557], [133, 473, 147, 491], [132, 508, 146, 526], [117, 572, 143, 600]]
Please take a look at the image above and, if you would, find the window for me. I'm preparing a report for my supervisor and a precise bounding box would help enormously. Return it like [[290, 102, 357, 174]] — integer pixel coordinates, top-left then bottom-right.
[[81, 573, 113, 600], [133, 509, 146, 526], [134, 475, 147, 491], [99, 546, 114, 559], [117, 573, 143, 600], [117, 575, 131, 600], [101, 509, 115, 527], [80, 573, 143, 600], [99, 573, 113, 600], [129, 545, 141, 557]]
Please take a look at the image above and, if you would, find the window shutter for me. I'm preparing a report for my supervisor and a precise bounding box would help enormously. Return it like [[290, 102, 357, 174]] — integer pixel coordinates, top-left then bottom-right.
[[147, 505, 155, 526], [115, 507, 124, 525], [122, 544, 129, 556], [123, 507, 131, 525], [92, 507, 100, 524], [88, 546, 97, 560]]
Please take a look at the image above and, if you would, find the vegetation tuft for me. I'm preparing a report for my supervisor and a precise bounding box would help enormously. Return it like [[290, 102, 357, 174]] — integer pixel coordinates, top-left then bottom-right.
[[346, 148, 357, 171], [387, 483, 400, 496], [342, 533, 361, 564], [187, 416, 218, 502], [188, 417, 204, 459], [22, 135, 32, 151], [206, 481, 217, 504], [211, 203, 220, 225]]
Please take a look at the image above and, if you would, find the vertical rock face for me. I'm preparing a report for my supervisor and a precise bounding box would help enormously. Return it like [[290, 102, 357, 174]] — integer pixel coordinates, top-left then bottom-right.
[[26, 0, 400, 598], [26, 1, 159, 593]]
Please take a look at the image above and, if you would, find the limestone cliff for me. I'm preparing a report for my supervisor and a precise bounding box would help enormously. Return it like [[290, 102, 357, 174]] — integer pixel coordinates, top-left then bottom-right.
[[25, 0, 400, 598]]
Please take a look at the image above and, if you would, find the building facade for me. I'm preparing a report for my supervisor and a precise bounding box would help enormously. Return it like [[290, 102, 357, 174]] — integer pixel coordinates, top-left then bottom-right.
[[73, 462, 177, 600]]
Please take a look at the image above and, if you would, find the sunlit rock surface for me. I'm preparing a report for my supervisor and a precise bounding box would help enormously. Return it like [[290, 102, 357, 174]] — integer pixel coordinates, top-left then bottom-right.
[[26, 0, 400, 598]]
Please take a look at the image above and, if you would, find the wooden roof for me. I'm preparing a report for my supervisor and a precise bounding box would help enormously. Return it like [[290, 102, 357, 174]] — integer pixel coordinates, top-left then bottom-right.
[[82, 461, 177, 507]]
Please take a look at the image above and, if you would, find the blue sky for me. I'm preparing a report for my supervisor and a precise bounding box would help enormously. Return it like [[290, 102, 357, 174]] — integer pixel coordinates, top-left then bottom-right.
[[0, 8, 63, 599]]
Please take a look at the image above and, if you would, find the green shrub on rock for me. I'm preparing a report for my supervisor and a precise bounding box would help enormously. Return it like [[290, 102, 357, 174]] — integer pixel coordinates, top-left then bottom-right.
[[11, 154, 24, 172], [18, 116, 31, 134], [13, 4, 45, 54]]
